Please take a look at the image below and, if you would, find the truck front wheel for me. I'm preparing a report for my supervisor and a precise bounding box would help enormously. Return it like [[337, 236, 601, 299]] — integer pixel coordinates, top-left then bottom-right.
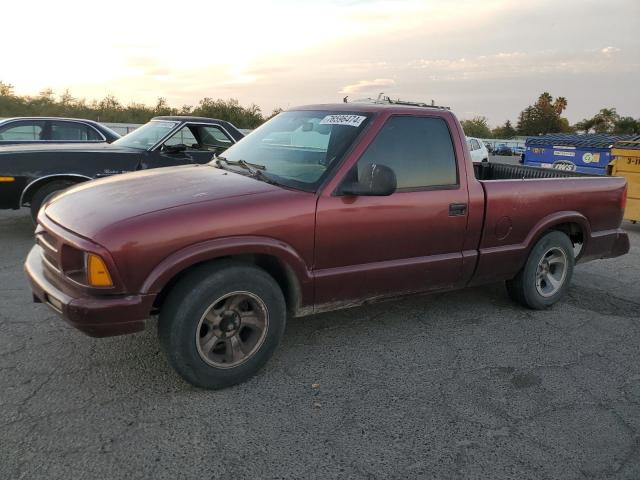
[[158, 261, 286, 389], [506, 231, 575, 309]]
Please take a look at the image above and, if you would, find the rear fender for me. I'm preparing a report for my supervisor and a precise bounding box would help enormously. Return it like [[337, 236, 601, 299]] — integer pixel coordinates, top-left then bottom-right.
[[471, 211, 590, 286], [523, 211, 590, 253]]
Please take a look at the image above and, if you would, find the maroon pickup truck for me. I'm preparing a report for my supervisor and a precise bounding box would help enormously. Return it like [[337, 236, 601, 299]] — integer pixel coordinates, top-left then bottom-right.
[[25, 103, 630, 389]]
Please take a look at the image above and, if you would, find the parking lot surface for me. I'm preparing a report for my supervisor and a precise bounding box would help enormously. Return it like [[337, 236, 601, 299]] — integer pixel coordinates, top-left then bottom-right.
[[1, 209, 639, 479]]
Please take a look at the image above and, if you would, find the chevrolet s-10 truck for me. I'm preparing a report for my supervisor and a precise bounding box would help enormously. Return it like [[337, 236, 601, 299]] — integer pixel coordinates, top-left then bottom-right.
[[25, 102, 630, 389]]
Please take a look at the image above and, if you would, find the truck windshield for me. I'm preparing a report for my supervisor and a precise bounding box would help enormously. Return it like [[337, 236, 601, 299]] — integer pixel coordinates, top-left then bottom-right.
[[216, 110, 371, 191], [113, 120, 178, 150]]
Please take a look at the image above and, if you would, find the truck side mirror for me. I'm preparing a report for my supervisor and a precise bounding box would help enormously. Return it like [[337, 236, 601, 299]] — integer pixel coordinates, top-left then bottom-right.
[[339, 163, 397, 196]]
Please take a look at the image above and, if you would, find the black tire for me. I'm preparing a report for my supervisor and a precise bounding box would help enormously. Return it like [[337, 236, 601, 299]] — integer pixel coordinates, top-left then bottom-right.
[[158, 260, 286, 389], [506, 231, 574, 310], [29, 180, 75, 224]]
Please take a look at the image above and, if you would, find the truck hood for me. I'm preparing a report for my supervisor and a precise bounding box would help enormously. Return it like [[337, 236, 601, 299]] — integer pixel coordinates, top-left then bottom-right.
[[44, 164, 279, 237]]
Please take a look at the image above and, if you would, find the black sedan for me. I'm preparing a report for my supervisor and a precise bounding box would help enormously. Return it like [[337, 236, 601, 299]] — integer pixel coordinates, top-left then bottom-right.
[[0, 116, 244, 221], [0, 117, 121, 145]]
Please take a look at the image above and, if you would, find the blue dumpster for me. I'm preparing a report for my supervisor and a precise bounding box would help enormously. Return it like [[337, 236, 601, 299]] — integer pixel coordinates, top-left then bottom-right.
[[524, 134, 637, 175]]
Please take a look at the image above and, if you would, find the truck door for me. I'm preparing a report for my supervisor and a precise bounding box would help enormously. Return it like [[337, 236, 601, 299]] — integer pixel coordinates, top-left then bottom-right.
[[313, 115, 469, 308], [150, 124, 235, 167]]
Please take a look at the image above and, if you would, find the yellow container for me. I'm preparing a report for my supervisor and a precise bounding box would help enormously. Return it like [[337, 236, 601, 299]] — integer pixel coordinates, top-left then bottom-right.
[[611, 140, 640, 223]]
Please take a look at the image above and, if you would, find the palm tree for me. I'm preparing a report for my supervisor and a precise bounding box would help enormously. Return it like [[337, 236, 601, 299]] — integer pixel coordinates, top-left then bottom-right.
[[593, 108, 619, 133], [553, 97, 568, 115]]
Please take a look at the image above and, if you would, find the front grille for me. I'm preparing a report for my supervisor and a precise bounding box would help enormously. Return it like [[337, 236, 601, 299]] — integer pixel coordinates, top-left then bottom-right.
[[39, 231, 57, 252], [36, 228, 61, 273]]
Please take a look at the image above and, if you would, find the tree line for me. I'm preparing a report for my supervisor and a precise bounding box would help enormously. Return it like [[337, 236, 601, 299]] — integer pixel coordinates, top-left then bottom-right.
[[2, 82, 637, 138], [0, 82, 281, 129], [460, 92, 639, 139]]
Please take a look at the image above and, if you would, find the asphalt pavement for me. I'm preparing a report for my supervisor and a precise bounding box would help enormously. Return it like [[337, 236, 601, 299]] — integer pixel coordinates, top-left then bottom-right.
[[1, 209, 639, 479]]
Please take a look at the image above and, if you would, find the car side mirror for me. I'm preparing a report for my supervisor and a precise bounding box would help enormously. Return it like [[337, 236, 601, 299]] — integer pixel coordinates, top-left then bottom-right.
[[339, 163, 397, 196], [163, 143, 187, 154]]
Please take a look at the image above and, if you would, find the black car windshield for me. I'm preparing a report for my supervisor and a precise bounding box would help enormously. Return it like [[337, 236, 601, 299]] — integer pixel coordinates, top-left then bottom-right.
[[113, 120, 178, 150], [215, 110, 371, 191], [100, 124, 121, 139]]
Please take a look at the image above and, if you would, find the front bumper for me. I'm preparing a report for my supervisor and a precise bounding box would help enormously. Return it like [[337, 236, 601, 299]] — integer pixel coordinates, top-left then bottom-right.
[[25, 245, 155, 337]]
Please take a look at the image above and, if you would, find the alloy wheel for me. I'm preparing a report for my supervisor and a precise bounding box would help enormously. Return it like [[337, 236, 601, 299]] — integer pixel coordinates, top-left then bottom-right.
[[195, 291, 269, 368]]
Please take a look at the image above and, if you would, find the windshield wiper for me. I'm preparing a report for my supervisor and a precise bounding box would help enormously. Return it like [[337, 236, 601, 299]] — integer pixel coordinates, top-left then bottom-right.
[[215, 156, 279, 186], [215, 156, 266, 174]]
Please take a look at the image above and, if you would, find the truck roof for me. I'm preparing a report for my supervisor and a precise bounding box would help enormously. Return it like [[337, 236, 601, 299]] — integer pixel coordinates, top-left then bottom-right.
[[291, 103, 452, 115]]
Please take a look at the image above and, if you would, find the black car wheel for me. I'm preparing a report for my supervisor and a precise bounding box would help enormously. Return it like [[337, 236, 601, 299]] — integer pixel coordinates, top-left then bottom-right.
[[506, 231, 575, 309], [29, 180, 75, 224], [158, 260, 286, 389]]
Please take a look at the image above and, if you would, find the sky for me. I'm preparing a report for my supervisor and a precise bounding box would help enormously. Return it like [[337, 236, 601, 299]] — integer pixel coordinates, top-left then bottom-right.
[[2, 0, 639, 126]]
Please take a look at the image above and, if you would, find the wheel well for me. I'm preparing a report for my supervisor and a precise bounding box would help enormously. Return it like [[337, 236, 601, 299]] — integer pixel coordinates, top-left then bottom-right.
[[547, 222, 585, 258], [21, 175, 88, 206], [549, 222, 584, 247], [151, 254, 301, 316]]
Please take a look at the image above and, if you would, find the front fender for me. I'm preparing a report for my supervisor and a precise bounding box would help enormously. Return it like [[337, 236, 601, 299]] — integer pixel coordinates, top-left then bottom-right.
[[140, 235, 314, 304], [20, 174, 92, 205]]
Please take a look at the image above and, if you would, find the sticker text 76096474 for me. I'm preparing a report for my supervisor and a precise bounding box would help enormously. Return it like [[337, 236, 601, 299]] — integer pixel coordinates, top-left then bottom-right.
[[319, 115, 367, 127]]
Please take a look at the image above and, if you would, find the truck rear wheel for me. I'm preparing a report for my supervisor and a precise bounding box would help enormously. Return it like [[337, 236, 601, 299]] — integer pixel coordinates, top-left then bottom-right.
[[506, 231, 574, 309], [29, 180, 74, 224], [158, 260, 286, 389]]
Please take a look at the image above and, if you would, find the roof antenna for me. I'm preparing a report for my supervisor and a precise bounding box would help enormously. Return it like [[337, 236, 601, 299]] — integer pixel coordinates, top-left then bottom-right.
[[343, 96, 348, 103]]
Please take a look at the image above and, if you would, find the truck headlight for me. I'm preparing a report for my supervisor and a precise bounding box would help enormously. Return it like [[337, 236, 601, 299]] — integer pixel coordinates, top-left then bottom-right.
[[85, 253, 113, 287]]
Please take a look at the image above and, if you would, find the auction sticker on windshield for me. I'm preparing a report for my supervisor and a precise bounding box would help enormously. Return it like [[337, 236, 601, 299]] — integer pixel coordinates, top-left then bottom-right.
[[319, 115, 367, 127]]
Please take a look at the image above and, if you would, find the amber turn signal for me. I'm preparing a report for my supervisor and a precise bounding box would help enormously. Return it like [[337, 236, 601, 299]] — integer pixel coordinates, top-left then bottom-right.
[[86, 253, 113, 287], [0, 176, 15, 182]]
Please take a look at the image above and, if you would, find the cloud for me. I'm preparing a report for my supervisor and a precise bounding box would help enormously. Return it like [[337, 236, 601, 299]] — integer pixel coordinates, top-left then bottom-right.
[[340, 78, 396, 94], [124, 55, 172, 77], [3, 0, 638, 126], [245, 65, 291, 76], [406, 48, 636, 81], [601, 46, 621, 55]]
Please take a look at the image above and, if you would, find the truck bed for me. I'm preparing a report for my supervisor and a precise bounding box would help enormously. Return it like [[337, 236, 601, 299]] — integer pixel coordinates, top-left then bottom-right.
[[474, 162, 593, 181], [469, 161, 628, 286]]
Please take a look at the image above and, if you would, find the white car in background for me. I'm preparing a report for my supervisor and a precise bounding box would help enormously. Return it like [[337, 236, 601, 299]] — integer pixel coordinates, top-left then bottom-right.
[[466, 137, 489, 163]]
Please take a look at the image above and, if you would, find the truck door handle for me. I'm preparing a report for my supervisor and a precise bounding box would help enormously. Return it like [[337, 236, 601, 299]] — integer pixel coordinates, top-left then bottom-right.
[[449, 203, 467, 216]]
